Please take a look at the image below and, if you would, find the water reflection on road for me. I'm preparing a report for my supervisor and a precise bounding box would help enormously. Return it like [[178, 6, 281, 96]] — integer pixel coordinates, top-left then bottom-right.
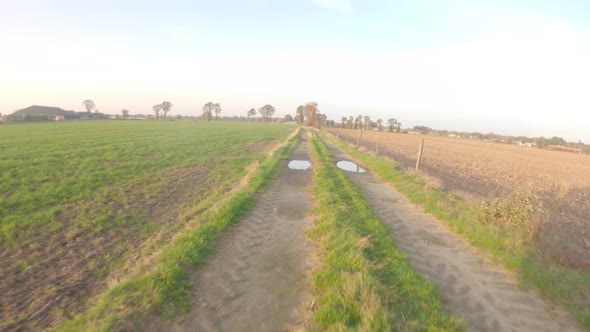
[[288, 160, 312, 170], [336, 161, 366, 173]]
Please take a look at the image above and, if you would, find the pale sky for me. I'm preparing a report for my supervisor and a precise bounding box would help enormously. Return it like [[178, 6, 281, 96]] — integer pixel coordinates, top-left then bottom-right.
[[1, 0, 589, 142]]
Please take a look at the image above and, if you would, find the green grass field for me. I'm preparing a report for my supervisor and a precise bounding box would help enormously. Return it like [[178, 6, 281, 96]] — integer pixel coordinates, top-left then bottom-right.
[[0, 121, 295, 330], [1, 121, 292, 246]]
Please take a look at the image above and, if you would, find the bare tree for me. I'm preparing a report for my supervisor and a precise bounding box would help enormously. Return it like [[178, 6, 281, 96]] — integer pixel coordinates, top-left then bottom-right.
[[82, 100, 95, 113], [152, 104, 162, 119], [314, 112, 326, 129], [304, 102, 318, 127], [363, 115, 371, 130], [296, 105, 305, 125], [121, 109, 129, 119], [258, 104, 276, 122], [202, 102, 214, 121], [160, 101, 173, 120], [213, 103, 222, 120], [341, 116, 347, 128], [376, 119, 383, 131], [247, 108, 256, 120], [354, 115, 363, 129], [388, 118, 401, 132]]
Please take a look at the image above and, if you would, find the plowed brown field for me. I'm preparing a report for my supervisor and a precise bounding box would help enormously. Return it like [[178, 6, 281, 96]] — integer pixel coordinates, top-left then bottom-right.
[[325, 128, 590, 269]]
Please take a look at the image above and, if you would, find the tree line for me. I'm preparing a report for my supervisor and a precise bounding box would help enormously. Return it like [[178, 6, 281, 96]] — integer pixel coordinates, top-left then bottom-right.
[[81, 99, 174, 120], [335, 115, 402, 132], [244, 104, 276, 122], [17, 99, 583, 154], [242, 101, 406, 133]]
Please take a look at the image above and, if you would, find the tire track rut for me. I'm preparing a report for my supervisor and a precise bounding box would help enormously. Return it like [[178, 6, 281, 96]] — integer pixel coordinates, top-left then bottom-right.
[[156, 135, 314, 332], [322, 137, 579, 332]]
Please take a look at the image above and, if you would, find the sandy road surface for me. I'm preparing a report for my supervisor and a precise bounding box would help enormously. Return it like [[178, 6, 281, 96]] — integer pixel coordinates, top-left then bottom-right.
[[322, 136, 579, 332], [155, 135, 314, 332]]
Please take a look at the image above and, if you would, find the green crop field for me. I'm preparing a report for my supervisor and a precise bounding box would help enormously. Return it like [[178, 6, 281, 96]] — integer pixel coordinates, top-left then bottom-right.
[[0, 121, 295, 330]]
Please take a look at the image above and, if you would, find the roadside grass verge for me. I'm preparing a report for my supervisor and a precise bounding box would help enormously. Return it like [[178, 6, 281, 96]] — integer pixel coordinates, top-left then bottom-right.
[[307, 133, 463, 331], [322, 131, 590, 329], [57, 129, 300, 331]]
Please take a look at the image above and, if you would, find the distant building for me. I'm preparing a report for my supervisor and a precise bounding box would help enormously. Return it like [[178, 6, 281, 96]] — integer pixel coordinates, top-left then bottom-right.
[[548, 145, 582, 153], [51, 115, 64, 121]]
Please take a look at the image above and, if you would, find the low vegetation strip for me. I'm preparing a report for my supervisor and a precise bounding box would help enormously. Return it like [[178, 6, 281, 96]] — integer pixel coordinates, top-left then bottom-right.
[[307, 133, 463, 331], [56, 128, 300, 331], [322, 131, 590, 330]]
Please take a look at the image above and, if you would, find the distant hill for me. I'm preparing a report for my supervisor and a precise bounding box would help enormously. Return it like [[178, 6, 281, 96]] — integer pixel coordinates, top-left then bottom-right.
[[12, 105, 76, 116], [7, 105, 108, 121]]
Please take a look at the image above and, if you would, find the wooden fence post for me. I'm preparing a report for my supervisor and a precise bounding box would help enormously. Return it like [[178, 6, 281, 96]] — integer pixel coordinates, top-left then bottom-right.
[[336, 130, 339, 139], [376, 141, 380, 156], [357, 130, 362, 148], [415, 139, 425, 173], [345, 134, 348, 143]]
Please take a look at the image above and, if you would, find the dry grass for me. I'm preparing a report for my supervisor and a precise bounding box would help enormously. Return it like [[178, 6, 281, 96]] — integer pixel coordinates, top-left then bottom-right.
[[327, 128, 590, 269]]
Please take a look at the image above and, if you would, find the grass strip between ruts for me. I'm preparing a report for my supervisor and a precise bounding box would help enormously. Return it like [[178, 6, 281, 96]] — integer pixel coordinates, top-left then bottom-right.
[[307, 132, 463, 331], [57, 129, 300, 331]]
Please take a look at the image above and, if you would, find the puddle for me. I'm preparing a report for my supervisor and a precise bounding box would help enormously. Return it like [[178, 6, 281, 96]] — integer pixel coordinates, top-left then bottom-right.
[[336, 160, 366, 173], [288, 160, 312, 170]]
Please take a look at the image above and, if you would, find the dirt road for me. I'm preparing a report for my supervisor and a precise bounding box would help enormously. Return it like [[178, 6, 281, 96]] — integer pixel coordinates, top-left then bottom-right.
[[321, 136, 579, 332], [156, 135, 314, 331]]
